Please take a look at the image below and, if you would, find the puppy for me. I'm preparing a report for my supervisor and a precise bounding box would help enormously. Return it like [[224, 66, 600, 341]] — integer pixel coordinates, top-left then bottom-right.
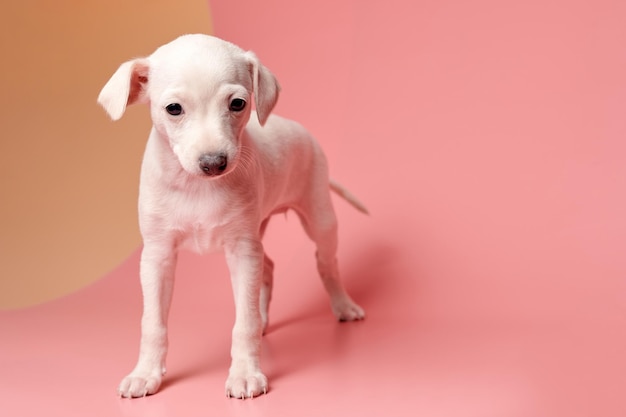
[[98, 34, 366, 399]]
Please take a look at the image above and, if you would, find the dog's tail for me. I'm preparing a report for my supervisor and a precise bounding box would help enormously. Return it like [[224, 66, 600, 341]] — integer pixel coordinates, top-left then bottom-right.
[[329, 179, 369, 215]]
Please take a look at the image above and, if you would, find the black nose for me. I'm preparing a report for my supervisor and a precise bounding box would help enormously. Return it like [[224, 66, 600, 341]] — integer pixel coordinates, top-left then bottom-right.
[[198, 153, 228, 176]]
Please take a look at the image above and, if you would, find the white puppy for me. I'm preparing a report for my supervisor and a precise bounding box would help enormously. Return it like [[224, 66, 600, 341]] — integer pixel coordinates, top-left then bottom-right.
[[98, 34, 366, 399]]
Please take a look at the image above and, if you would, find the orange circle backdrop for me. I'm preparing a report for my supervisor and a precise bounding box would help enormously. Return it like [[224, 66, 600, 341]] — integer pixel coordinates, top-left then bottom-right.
[[0, 0, 212, 308]]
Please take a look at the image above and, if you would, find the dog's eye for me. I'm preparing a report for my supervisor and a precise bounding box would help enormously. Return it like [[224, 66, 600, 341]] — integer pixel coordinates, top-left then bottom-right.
[[165, 103, 183, 116], [229, 98, 246, 112]]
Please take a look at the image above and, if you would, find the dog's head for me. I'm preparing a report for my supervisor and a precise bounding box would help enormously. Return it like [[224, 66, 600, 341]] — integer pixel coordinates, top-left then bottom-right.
[[98, 34, 280, 177]]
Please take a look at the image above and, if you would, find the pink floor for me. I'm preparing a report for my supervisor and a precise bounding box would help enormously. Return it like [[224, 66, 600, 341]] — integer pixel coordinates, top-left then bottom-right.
[[2, 1, 626, 416]]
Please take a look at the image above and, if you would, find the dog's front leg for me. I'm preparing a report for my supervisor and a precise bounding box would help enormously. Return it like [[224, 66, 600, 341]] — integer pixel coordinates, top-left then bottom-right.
[[118, 241, 177, 398], [224, 237, 267, 399]]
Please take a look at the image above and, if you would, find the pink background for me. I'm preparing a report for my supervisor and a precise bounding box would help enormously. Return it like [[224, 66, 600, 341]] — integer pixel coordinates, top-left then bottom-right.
[[2, 1, 625, 416]]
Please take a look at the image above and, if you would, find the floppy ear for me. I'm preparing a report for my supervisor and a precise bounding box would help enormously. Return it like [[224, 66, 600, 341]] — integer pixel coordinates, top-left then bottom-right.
[[97, 58, 150, 121], [245, 52, 280, 126]]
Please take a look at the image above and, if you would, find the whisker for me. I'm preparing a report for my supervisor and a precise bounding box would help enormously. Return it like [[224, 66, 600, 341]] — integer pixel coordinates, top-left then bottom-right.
[[236, 145, 258, 179]]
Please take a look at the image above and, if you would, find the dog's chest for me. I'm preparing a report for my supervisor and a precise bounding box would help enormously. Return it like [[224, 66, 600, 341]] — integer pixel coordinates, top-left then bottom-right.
[[157, 183, 242, 253], [180, 221, 223, 253], [181, 203, 235, 253]]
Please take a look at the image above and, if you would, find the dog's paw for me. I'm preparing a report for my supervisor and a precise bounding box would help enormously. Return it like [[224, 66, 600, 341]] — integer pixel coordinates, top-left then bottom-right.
[[118, 372, 162, 398], [331, 296, 366, 321], [225, 369, 268, 399]]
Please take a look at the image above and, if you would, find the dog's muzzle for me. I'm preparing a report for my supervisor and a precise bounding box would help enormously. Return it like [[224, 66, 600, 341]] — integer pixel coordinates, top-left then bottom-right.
[[198, 153, 228, 176]]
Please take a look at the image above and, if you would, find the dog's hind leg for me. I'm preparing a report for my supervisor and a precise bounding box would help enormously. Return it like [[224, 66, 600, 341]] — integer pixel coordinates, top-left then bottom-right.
[[258, 218, 274, 334], [297, 191, 365, 321], [260, 253, 274, 334]]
